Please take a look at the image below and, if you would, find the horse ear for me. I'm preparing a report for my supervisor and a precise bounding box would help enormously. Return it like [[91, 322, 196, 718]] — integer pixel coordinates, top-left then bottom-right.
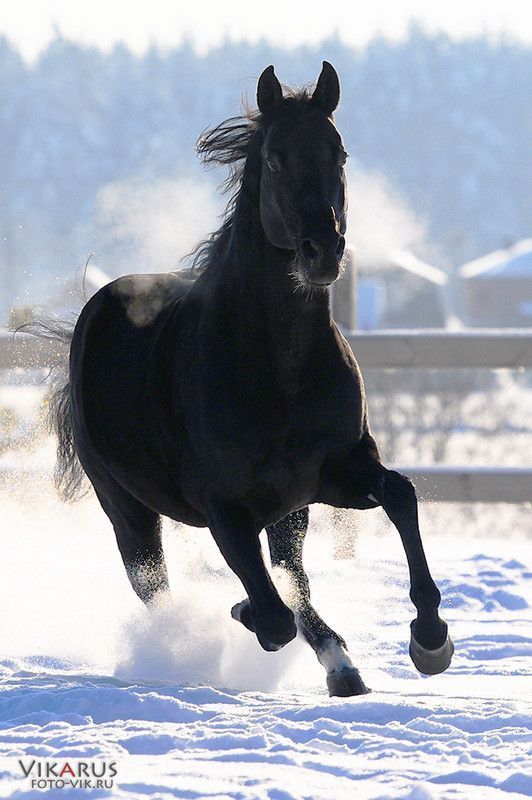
[[312, 61, 340, 116], [257, 65, 283, 116]]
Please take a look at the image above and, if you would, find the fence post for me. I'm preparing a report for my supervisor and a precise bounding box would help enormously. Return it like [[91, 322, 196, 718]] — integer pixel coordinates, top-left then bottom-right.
[[332, 249, 357, 330]]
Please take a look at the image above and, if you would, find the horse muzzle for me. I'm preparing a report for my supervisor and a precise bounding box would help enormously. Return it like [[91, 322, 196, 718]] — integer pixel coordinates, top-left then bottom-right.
[[298, 234, 345, 287]]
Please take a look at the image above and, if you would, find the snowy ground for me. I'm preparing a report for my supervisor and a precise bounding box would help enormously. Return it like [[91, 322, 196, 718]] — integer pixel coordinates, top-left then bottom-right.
[[1, 382, 531, 799], [0, 450, 531, 800]]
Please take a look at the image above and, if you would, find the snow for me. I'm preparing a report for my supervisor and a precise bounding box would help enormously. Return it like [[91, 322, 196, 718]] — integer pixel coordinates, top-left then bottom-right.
[[0, 460, 530, 799]]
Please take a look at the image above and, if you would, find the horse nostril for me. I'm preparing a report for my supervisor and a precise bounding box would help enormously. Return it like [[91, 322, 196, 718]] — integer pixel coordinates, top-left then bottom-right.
[[336, 236, 345, 259], [300, 239, 321, 262]]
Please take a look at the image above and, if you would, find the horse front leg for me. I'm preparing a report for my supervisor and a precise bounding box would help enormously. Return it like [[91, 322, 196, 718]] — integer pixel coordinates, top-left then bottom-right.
[[375, 469, 454, 674], [207, 503, 297, 651], [327, 432, 454, 676], [266, 508, 369, 697]]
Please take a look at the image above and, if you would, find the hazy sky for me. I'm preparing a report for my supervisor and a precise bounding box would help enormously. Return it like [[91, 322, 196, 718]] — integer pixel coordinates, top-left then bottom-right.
[[2, 0, 532, 60]]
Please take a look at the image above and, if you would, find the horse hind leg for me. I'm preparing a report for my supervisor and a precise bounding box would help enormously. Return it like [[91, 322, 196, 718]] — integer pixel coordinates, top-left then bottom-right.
[[265, 508, 369, 697], [94, 483, 169, 605]]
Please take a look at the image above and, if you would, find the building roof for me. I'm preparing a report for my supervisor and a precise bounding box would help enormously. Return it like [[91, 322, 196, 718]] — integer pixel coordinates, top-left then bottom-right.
[[347, 244, 448, 285], [83, 263, 111, 292], [459, 239, 532, 280], [389, 250, 448, 285]]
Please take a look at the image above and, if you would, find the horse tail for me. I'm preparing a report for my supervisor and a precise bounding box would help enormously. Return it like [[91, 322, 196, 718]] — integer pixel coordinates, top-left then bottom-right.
[[48, 366, 88, 502], [24, 319, 87, 501]]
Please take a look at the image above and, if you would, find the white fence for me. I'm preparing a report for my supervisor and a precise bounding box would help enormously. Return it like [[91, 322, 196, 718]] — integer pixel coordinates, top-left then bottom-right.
[[1, 327, 531, 503]]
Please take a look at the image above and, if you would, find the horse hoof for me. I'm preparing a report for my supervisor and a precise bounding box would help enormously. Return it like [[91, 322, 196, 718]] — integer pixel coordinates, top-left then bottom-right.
[[256, 620, 297, 652], [327, 667, 370, 697], [232, 601, 297, 651], [256, 634, 284, 652], [409, 628, 454, 675], [231, 599, 255, 632], [256, 608, 297, 652]]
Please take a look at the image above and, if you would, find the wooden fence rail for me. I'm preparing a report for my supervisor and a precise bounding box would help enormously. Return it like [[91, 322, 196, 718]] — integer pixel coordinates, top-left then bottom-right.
[[3, 328, 532, 370], [344, 329, 532, 370], [0, 330, 66, 370], [396, 466, 531, 504]]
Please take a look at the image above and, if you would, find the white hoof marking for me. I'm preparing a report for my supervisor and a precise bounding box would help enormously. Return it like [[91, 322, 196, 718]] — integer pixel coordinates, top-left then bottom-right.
[[317, 638, 355, 675]]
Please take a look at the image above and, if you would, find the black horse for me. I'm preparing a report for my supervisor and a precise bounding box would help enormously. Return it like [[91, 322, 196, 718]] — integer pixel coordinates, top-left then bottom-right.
[[49, 62, 453, 696]]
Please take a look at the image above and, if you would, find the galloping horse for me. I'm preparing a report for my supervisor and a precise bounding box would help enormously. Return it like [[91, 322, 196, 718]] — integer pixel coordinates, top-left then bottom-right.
[[50, 63, 453, 696]]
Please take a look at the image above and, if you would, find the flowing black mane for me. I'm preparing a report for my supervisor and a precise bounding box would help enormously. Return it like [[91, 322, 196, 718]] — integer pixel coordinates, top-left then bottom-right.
[[190, 89, 313, 276]]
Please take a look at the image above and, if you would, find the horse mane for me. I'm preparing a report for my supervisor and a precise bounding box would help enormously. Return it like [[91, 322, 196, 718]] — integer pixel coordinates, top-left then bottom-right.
[[189, 88, 313, 276]]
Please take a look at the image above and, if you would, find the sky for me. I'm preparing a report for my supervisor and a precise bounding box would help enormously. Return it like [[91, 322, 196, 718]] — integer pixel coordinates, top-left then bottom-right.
[[2, 0, 532, 60]]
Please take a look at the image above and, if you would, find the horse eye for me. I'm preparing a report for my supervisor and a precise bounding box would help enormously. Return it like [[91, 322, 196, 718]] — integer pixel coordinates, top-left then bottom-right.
[[266, 155, 281, 173]]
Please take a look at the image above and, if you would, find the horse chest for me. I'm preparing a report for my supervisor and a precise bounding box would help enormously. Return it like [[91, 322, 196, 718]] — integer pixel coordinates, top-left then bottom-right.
[[245, 377, 363, 491], [242, 408, 357, 523]]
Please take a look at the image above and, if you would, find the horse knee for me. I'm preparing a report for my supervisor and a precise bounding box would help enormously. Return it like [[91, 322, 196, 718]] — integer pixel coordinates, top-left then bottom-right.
[[383, 470, 415, 501], [374, 470, 418, 524]]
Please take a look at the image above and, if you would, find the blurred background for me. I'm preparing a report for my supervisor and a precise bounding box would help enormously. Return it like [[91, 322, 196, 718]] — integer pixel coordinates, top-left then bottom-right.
[[1, 0, 531, 543]]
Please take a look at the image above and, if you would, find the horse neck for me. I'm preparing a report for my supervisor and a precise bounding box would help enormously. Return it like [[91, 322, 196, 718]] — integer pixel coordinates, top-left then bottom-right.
[[221, 140, 332, 358]]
